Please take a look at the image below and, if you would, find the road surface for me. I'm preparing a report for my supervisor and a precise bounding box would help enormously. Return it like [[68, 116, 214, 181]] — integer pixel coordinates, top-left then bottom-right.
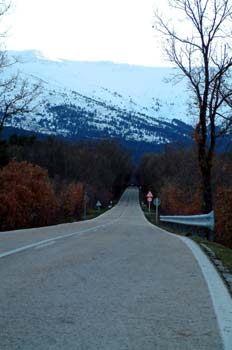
[[0, 188, 230, 349]]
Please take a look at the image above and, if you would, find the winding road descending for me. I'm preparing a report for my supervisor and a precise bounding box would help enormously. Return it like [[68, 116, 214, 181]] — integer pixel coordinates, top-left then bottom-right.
[[0, 188, 227, 349]]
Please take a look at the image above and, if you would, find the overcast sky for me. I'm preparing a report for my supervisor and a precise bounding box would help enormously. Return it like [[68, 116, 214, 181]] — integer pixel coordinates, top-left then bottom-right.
[[4, 0, 171, 66]]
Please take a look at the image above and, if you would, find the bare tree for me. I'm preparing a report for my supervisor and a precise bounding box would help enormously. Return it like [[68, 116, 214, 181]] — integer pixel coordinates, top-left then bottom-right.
[[0, 1, 41, 135], [0, 74, 41, 133], [154, 0, 232, 215]]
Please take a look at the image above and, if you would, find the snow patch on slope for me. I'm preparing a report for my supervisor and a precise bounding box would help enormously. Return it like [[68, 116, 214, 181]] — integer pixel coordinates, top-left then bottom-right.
[[4, 50, 193, 144]]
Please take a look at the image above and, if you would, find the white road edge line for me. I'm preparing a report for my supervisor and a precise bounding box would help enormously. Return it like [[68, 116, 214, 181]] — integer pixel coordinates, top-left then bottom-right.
[[0, 219, 118, 260], [151, 223, 232, 350], [179, 236, 232, 350], [34, 241, 56, 249]]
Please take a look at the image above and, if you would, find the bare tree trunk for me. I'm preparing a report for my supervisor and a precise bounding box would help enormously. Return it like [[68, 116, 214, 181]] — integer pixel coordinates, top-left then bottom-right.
[[198, 143, 214, 240], [200, 162, 213, 212]]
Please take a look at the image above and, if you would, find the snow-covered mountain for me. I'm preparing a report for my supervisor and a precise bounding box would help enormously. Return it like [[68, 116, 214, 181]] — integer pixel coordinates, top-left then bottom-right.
[[4, 50, 194, 147]]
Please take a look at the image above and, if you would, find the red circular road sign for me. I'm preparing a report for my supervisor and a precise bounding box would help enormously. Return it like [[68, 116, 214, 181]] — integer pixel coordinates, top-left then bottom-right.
[[147, 197, 153, 202]]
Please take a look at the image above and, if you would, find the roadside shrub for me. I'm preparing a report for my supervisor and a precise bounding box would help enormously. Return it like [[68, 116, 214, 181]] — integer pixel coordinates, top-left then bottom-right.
[[59, 182, 84, 221], [159, 183, 201, 215], [215, 187, 232, 248], [0, 161, 58, 230]]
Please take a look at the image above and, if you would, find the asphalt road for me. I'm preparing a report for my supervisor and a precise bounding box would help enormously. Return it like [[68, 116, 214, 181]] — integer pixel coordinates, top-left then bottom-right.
[[0, 188, 226, 349]]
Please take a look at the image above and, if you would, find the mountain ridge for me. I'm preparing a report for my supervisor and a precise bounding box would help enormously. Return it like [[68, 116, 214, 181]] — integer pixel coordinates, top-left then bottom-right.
[[3, 50, 195, 152]]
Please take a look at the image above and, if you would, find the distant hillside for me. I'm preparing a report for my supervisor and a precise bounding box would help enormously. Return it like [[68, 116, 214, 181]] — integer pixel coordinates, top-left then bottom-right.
[[3, 50, 230, 159], [1, 50, 195, 148]]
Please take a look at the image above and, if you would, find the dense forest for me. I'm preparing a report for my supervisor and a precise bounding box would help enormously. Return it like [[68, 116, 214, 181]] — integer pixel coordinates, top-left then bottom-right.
[[0, 135, 132, 231], [137, 144, 232, 247]]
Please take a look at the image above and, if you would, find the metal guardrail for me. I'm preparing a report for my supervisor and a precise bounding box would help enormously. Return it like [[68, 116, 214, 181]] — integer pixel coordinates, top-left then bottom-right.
[[160, 211, 215, 231]]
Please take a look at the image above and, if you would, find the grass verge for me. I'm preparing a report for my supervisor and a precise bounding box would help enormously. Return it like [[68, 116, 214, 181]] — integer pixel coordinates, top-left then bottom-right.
[[191, 236, 232, 275], [84, 208, 109, 220]]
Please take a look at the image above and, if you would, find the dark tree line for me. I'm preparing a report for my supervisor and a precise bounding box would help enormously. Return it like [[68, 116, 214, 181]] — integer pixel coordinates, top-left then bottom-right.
[[5, 135, 133, 207], [137, 145, 232, 246]]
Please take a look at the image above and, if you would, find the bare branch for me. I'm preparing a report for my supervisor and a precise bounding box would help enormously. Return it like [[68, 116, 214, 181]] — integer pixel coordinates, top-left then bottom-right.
[[0, 1, 43, 134]]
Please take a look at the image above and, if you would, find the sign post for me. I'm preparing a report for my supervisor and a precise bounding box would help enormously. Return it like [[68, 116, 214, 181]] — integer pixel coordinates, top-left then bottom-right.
[[153, 197, 161, 224], [146, 191, 154, 212], [147, 197, 152, 212]]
